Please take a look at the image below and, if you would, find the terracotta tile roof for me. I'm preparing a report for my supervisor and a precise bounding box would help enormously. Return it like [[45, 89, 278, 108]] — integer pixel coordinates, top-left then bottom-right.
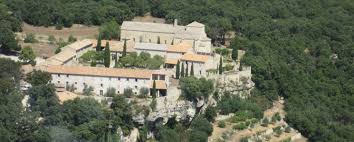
[[46, 65, 153, 79], [167, 42, 193, 53], [181, 53, 209, 63], [165, 59, 178, 65], [67, 39, 93, 51], [151, 80, 167, 89]]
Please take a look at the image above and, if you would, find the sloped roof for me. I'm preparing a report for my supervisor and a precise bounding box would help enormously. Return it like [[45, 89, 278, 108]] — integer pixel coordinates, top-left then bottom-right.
[[46, 65, 153, 79], [121, 21, 178, 33], [181, 53, 209, 63], [167, 42, 193, 53], [187, 21, 205, 27], [165, 59, 178, 65], [67, 39, 93, 51], [135, 43, 168, 51], [151, 80, 167, 89]]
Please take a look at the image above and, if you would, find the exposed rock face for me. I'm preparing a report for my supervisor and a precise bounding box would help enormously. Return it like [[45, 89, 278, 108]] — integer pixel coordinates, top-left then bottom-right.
[[216, 66, 254, 98], [146, 100, 196, 124], [133, 86, 197, 125]]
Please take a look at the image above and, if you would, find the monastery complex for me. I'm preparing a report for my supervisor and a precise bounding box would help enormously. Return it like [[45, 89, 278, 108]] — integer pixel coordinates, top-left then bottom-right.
[[36, 20, 250, 97]]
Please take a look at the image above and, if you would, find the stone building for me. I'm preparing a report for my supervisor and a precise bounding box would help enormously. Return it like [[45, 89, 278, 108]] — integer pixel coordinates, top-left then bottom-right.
[[46, 65, 169, 96], [121, 19, 212, 54]]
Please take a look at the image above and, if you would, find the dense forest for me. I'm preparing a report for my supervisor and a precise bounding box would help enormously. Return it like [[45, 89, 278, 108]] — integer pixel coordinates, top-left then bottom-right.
[[0, 0, 353, 141]]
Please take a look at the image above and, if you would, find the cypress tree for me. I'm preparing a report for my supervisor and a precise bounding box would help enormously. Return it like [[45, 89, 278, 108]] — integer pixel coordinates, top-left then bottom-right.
[[185, 63, 189, 77], [219, 56, 223, 74], [157, 36, 161, 44], [190, 62, 194, 76], [122, 39, 127, 57], [176, 60, 180, 79], [104, 42, 110, 67], [152, 80, 157, 98], [97, 34, 102, 51], [181, 63, 185, 77], [232, 47, 238, 61]]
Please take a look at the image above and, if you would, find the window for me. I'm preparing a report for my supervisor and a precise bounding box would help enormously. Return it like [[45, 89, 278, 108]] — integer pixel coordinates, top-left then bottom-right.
[[57, 81, 60, 84], [149, 39, 151, 43], [127, 78, 129, 81], [109, 77, 111, 81], [135, 78, 138, 82], [135, 86, 138, 89], [160, 75, 165, 80], [66, 82, 69, 85], [165, 40, 167, 44], [118, 77, 120, 81], [101, 84, 103, 87], [133, 38, 135, 42], [100, 90, 103, 96], [135, 92, 137, 95], [66, 74, 69, 77], [200, 71, 202, 75], [117, 91, 120, 94], [83, 82, 86, 85], [58, 74, 60, 77], [75, 82, 77, 84]]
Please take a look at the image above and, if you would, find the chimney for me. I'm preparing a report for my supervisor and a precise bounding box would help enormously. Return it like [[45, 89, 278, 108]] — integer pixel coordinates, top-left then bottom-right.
[[174, 19, 178, 27]]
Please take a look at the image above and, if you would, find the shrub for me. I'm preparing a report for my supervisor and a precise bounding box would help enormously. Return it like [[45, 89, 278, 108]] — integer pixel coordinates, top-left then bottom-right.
[[218, 121, 226, 128], [284, 126, 291, 133], [68, 35, 77, 43], [138, 87, 149, 98], [24, 33, 37, 43], [48, 35, 56, 44], [105, 87, 116, 97], [261, 118, 269, 127], [223, 64, 234, 71], [233, 123, 247, 130], [123, 88, 134, 98], [273, 126, 282, 137]]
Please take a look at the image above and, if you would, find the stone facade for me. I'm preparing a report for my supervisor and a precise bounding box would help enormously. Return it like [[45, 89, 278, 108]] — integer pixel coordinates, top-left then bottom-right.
[[121, 20, 212, 54]]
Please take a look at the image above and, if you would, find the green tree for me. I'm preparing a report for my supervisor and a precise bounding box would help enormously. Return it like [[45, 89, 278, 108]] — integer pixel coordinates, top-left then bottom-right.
[[181, 63, 185, 77], [204, 106, 217, 122], [185, 63, 189, 77], [26, 70, 52, 86], [96, 34, 102, 52], [104, 42, 111, 67], [190, 62, 194, 76], [99, 21, 120, 40], [151, 80, 157, 98], [19, 46, 36, 65], [219, 56, 223, 74], [110, 95, 134, 136], [122, 39, 127, 57], [175, 60, 180, 79]]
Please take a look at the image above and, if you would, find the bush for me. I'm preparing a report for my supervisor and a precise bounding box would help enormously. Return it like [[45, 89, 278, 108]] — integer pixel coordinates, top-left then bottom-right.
[[261, 118, 269, 127], [123, 88, 134, 98], [105, 87, 116, 97], [233, 123, 247, 130], [273, 126, 282, 137], [48, 35, 56, 44], [284, 126, 291, 133], [68, 35, 77, 43], [218, 121, 226, 128], [24, 33, 37, 43], [138, 87, 149, 98], [223, 64, 234, 71]]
